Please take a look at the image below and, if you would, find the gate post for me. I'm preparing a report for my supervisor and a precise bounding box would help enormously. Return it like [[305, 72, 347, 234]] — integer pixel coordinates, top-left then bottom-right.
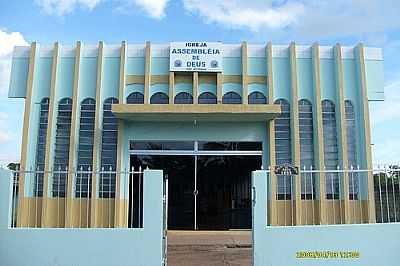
[[0, 169, 13, 229], [143, 169, 165, 265], [252, 170, 268, 265]]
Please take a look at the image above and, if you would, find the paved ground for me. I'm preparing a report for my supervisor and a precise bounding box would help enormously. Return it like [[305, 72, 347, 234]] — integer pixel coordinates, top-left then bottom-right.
[[167, 231, 252, 266]]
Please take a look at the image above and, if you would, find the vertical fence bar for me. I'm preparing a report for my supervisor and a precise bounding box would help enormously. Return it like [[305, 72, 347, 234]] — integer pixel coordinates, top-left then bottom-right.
[[338, 166, 343, 224], [302, 166, 306, 224], [350, 166, 354, 223], [358, 166, 363, 223], [108, 166, 112, 228], [398, 167, 400, 222], [130, 166, 134, 228], [291, 175, 294, 226], [100, 167, 103, 228], [79, 167, 83, 228], [311, 167, 315, 225], [283, 175, 286, 226], [87, 167, 90, 228], [139, 167, 142, 228], [330, 171, 335, 224], [11, 170, 16, 227], [391, 168, 397, 222], [378, 165, 383, 223], [384, 165, 390, 222], [35, 168, 39, 227]]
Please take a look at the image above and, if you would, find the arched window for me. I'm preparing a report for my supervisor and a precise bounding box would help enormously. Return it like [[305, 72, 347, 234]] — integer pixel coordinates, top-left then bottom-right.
[[75, 98, 96, 198], [52, 98, 73, 198], [274, 99, 292, 200], [222, 91, 242, 104], [127, 92, 144, 104], [150, 92, 169, 104], [198, 92, 217, 104], [100, 97, 119, 198], [298, 99, 315, 199], [174, 92, 193, 104], [34, 98, 49, 197], [345, 100, 358, 200], [248, 92, 267, 104], [322, 100, 339, 200]]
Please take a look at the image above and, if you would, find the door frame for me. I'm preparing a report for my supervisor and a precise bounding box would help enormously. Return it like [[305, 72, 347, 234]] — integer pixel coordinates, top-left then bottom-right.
[[129, 141, 263, 230]]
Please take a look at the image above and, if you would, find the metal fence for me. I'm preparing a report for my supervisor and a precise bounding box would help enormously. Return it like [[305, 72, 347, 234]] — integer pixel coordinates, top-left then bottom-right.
[[8, 165, 400, 228], [10, 167, 145, 228], [266, 165, 400, 226]]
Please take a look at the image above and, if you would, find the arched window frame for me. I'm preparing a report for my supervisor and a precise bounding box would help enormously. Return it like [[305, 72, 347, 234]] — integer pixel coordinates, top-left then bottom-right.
[[222, 91, 242, 104], [34, 97, 50, 197], [248, 91, 267, 104], [174, 92, 193, 104], [150, 92, 169, 104], [345, 100, 359, 200], [75, 98, 96, 198], [298, 99, 315, 199], [52, 97, 73, 198], [100, 97, 119, 198], [274, 98, 292, 200], [198, 92, 217, 104], [322, 99, 339, 200], [126, 92, 144, 104]]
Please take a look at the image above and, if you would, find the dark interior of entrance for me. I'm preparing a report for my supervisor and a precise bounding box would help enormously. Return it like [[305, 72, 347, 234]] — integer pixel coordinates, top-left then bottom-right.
[[129, 141, 262, 230]]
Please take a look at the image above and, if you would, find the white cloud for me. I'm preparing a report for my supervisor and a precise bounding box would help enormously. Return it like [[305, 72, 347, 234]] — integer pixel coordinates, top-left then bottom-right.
[[35, 0, 102, 16], [0, 30, 28, 96], [131, 0, 169, 19], [183, 0, 305, 32], [293, 0, 400, 39], [0, 31, 27, 58], [182, 0, 400, 36], [35, 0, 169, 18]]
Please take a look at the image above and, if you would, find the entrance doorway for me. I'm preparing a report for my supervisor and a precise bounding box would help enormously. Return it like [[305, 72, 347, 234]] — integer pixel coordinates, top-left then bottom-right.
[[129, 141, 262, 230]]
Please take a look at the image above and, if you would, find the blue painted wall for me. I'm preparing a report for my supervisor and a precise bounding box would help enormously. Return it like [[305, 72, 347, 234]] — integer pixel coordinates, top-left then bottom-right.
[[272, 57, 290, 101], [248, 57, 266, 76], [297, 58, 313, 101], [0, 169, 165, 266], [252, 170, 400, 266], [8, 58, 29, 98]]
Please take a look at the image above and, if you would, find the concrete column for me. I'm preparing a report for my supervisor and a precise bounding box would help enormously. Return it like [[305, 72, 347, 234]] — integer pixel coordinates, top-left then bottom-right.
[[289, 43, 301, 225], [193, 72, 199, 104], [242, 42, 248, 104], [334, 44, 350, 224], [90, 41, 104, 227], [266, 42, 277, 225], [115, 41, 127, 227], [66, 41, 82, 227], [17, 42, 37, 227], [41, 42, 60, 227], [169, 72, 174, 104], [356, 43, 376, 223], [144, 41, 151, 104], [311, 43, 327, 225], [217, 73, 223, 104]]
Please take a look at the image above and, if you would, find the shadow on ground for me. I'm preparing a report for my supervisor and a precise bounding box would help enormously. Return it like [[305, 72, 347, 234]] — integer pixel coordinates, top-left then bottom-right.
[[167, 231, 252, 266]]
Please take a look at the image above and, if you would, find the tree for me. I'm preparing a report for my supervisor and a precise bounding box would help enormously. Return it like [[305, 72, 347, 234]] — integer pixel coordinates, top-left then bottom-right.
[[7, 163, 20, 171]]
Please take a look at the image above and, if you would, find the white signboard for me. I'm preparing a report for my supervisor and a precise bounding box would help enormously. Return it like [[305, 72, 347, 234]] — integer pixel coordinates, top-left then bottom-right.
[[169, 42, 223, 72]]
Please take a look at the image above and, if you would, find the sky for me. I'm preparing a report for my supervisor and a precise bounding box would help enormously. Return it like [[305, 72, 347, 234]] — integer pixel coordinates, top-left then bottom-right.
[[0, 0, 399, 166]]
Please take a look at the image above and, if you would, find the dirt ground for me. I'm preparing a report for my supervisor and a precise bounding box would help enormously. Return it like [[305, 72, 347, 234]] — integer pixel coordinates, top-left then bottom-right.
[[167, 231, 252, 266]]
